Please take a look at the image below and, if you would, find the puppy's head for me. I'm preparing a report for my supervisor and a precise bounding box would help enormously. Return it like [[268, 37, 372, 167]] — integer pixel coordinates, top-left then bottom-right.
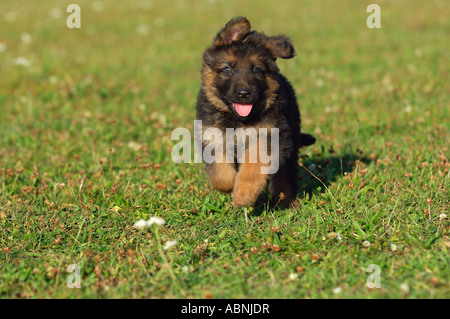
[[201, 17, 296, 120]]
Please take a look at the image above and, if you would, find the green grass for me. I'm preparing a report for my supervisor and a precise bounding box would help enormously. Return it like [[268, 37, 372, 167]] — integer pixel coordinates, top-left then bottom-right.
[[0, 0, 449, 298]]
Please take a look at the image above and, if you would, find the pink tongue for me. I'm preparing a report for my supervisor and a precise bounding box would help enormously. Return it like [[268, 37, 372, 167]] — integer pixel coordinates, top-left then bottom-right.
[[233, 103, 253, 117]]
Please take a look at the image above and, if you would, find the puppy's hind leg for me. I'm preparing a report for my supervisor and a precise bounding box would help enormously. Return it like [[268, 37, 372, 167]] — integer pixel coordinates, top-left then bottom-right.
[[269, 159, 299, 208]]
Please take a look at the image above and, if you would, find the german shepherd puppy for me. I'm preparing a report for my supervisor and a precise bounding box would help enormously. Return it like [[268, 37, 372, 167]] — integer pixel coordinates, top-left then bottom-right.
[[196, 17, 315, 208]]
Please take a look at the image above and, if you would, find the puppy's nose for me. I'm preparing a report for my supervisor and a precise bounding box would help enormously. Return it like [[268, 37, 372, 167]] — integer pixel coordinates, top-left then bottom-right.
[[238, 89, 250, 99]]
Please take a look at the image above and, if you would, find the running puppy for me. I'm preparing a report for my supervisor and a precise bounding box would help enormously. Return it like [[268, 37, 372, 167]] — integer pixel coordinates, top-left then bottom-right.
[[196, 17, 315, 208]]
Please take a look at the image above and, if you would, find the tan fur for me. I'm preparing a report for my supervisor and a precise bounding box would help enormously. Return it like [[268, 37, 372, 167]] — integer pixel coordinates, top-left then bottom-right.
[[207, 161, 237, 193], [202, 65, 230, 113], [264, 75, 279, 111], [232, 138, 269, 207]]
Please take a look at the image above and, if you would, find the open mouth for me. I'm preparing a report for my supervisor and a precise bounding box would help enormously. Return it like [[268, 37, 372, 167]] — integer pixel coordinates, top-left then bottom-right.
[[233, 103, 253, 117]]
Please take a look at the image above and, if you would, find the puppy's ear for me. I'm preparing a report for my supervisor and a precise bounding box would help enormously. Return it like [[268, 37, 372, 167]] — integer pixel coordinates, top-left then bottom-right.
[[266, 35, 296, 59], [213, 17, 251, 48]]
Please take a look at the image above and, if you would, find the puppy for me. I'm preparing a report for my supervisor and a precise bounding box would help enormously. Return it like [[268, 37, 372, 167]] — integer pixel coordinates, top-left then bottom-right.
[[196, 17, 315, 208]]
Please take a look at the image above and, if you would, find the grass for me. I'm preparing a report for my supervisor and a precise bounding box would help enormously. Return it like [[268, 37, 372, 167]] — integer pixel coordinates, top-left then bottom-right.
[[0, 0, 448, 298]]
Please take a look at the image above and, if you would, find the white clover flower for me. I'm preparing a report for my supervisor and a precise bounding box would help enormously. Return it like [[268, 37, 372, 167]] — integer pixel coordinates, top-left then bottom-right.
[[12, 56, 31, 67], [333, 287, 342, 294], [439, 214, 447, 220], [133, 219, 149, 229], [362, 241, 371, 247], [314, 78, 324, 87], [400, 283, 410, 294], [182, 266, 189, 273], [289, 273, 298, 281], [127, 141, 142, 151], [163, 240, 177, 250], [21, 33, 32, 44], [147, 216, 165, 226], [136, 24, 150, 35], [390, 243, 398, 252], [133, 216, 166, 229], [328, 232, 342, 241]]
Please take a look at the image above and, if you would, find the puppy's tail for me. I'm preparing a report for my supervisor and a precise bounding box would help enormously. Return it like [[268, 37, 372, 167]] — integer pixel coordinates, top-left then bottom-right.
[[297, 133, 316, 148]]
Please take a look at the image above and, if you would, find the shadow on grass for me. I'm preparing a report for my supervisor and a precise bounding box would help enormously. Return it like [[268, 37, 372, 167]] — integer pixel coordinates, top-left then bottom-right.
[[297, 153, 372, 198], [253, 152, 373, 214]]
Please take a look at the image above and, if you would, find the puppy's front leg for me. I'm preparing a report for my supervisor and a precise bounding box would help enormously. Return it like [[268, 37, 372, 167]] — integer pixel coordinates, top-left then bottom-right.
[[206, 161, 237, 194], [232, 142, 269, 207]]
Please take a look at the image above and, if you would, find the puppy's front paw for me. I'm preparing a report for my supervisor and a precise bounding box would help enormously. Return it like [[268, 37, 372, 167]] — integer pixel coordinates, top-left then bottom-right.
[[207, 163, 237, 194], [232, 172, 268, 207], [232, 180, 260, 207]]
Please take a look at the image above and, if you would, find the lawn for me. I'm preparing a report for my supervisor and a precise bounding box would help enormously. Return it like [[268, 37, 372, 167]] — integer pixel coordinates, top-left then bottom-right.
[[0, 0, 448, 299]]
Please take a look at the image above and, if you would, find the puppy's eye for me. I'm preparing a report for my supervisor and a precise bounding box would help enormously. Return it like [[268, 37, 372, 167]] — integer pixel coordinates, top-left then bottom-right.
[[222, 67, 232, 76], [252, 66, 262, 73]]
